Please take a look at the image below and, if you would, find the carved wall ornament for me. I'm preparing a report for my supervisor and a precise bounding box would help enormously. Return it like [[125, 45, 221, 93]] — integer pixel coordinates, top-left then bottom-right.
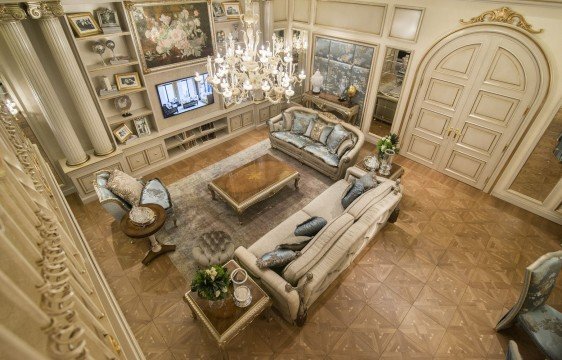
[[460, 7, 543, 34], [0, 4, 27, 22], [26, 1, 64, 19]]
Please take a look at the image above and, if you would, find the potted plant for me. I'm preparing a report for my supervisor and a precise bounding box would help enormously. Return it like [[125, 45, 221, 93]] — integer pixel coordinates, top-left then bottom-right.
[[376, 133, 400, 159], [191, 265, 231, 308]]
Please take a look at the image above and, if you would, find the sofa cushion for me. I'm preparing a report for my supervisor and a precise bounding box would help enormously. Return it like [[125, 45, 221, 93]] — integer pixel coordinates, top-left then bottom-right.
[[326, 124, 351, 153], [294, 216, 327, 237], [345, 180, 394, 219], [272, 131, 315, 149], [304, 119, 316, 137], [291, 112, 317, 134], [302, 179, 349, 221], [268, 119, 284, 132], [341, 173, 378, 209], [337, 138, 354, 158], [283, 213, 355, 285], [106, 169, 143, 205], [310, 120, 327, 142], [248, 210, 311, 257], [303, 144, 340, 167], [256, 248, 300, 269], [319, 125, 334, 145], [282, 112, 294, 131]]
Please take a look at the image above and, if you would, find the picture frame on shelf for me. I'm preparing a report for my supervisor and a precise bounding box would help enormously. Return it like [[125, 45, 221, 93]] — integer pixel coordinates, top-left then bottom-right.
[[115, 72, 142, 91], [222, 2, 241, 19], [125, 1, 214, 74], [212, 2, 226, 20], [95, 8, 122, 34], [67, 12, 102, 38], [113, 124, 133, 143], [133, 117, 151, 137], [216, 30, 225, 44]]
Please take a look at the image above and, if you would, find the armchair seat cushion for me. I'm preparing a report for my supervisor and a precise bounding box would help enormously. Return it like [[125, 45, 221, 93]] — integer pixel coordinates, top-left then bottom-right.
[[518, 305, 562, 360], [140, 178, 172, 210], [303, 144, 339, 167], [272, 132, 315, 149]]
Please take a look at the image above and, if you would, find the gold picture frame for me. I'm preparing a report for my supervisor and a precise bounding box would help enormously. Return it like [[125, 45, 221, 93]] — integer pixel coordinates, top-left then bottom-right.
[[222, 2, 241, 19], [115, 72, 142, 91], [113, 124, 133, 143], [67, 12, 102, 38]]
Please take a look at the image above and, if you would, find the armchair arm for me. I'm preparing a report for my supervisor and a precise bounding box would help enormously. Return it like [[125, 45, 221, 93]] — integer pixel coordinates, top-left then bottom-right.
[[268, 113, 283, 124], [345, 166, 367, 182], [234, 246, 300, 322]]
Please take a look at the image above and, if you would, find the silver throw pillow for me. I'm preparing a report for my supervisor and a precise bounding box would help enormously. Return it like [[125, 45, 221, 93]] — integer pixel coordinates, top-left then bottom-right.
[[256, 249, 300, 269]]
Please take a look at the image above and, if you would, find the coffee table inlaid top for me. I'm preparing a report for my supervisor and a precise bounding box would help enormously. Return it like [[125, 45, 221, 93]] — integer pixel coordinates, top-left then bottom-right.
[[210, 154, 298, 204], [120, 204, 166, 239]]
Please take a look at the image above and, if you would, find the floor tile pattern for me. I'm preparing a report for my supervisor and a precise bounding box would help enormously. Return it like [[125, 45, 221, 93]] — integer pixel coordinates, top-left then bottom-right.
[[67, 128, 562, 359]]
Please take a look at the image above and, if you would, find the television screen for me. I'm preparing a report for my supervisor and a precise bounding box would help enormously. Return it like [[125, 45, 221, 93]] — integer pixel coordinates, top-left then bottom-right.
[[156, 73, 214, 119]]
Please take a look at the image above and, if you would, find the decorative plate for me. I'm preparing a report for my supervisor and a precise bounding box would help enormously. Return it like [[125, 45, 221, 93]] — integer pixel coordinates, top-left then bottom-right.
[[129, 206, 156, 227]]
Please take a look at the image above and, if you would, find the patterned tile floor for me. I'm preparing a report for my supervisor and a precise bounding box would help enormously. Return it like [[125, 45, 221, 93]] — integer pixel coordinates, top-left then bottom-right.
[[67, 128, 562, 359]]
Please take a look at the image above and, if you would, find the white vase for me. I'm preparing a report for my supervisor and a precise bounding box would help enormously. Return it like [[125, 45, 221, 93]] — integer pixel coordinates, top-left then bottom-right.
[[310, 70, 324, 94]]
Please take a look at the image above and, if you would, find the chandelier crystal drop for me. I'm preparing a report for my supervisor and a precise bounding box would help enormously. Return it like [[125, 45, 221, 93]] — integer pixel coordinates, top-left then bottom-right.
[[195, 0, 307, 106]]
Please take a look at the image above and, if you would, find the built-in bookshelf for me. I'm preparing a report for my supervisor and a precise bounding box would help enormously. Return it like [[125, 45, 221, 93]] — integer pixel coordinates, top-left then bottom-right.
[[164, 117, 229, 158]]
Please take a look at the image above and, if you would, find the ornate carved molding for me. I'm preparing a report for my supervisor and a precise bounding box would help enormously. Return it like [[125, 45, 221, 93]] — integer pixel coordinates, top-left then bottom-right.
[[123, 1, 136, 11], [460, 7, 543, 34], [0, 4, 27, 23], [26, 1, 64, 19]]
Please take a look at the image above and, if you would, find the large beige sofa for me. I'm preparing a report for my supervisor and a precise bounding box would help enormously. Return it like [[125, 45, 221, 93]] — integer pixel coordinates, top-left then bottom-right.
[[268, 106, 365, 180], [234, 167, 402, 325]]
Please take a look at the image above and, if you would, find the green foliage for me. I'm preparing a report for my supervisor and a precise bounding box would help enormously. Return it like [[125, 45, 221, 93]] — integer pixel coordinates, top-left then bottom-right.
[[376, 133, 400, 156], [190, 265, 231, 301]]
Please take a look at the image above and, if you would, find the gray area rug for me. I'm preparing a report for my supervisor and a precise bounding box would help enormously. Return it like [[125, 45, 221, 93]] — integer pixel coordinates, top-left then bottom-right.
[[160, 140, 333, 280]]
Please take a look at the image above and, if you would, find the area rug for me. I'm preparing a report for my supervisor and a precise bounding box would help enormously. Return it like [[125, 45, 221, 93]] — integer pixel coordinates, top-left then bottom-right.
[[159, 140, 333, 280]]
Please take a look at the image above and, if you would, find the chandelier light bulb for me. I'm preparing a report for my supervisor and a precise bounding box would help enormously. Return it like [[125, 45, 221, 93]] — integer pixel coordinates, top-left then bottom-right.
[[236, 45, 243, 55], [224, 89, 233, 98], [285, 87, 295, 97], [194, 72, 202, 82], [220, 80, 228, 89], [298, 70, 306, 80], [283, 55, 293, 63], [243, 80, 253, 91], [212, 76, 221, 85], [261, 81, 271, 92]]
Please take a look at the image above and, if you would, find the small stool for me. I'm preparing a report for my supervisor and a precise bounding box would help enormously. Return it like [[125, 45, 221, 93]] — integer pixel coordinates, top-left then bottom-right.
[[192, 231, 235, 267]]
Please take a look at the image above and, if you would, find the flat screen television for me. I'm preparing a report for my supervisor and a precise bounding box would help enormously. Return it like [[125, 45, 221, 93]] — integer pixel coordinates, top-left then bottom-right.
[[156, 73, 214, 119]]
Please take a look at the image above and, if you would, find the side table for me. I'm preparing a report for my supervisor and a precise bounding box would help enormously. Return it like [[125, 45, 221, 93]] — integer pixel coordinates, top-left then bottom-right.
[[183, 260, 271, 359], [120, 204, 176, 265], [355, 160, 405, 181]]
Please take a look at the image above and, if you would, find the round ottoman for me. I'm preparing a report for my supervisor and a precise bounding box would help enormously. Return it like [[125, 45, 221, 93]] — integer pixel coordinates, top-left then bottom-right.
[[192, 231, 235, 267]]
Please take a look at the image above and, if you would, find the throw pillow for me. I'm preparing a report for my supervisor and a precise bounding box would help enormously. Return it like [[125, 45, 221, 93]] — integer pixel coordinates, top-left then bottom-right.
[[337, 138, 354, 158], [319, 125, 334, 145], [276, 235, 312, 251], [291, 112, 317, 134], [326, 124, 351, 154], [310, 121, 327, 142], [256, 248, 300, 269], [268, 120, 284, 132], [304, 119, 316, 137], [106, 169, 143, 206], [294, 216, 327, 237], [282, 112, 293, 131], [341, 173, 378, 208]]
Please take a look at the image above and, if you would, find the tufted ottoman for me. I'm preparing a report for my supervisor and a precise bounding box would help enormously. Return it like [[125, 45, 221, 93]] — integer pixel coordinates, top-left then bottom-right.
[[192, 231, 235, 267]]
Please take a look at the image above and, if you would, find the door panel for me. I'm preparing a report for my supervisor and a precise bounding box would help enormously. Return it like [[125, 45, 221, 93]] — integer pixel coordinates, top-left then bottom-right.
[[443, 150, 485, 183], [457, 123, 501, 156], [484, 47, 525, 91], [406, 135, 441, 164], [470, 91, 520, 127], [436, 44, 480, 79], [415, 109, 452, 137], [425, 79, 464, 110]]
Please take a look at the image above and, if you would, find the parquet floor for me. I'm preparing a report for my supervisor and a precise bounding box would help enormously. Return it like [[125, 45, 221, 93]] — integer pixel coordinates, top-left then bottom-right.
[[66, 127, 562, 359]]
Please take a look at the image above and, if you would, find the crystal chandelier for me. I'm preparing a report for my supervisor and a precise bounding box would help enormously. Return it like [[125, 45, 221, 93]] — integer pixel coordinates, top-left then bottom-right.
[[195, 0, 307, 106]]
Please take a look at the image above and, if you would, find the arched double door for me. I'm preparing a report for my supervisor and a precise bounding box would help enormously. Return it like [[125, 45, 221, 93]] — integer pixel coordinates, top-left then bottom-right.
[[401, 25, 549, 190]]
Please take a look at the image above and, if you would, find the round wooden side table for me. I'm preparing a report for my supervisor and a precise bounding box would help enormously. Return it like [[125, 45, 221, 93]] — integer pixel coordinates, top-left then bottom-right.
[[120, 204, 176, 265]]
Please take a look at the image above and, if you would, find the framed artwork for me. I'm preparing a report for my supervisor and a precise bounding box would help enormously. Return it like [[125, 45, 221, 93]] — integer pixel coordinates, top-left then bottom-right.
[[222, 2, 241, 19], [113, 124, 133, 143], [95, 8, 122, 33], [133, 117, 151, 137], [115, 72, 142, 90], [125, 1, 214, 74], [212, 2, 226, 18], [216, 30, 225, 43], [67, 12, 101, 38]]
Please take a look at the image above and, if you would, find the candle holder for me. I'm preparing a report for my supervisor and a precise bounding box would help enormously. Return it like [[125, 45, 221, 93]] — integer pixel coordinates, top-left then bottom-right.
[[230, 268, 252, 308]]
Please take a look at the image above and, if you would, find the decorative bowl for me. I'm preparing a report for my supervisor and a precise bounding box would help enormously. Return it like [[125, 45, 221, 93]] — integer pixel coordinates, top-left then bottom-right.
[[129, 206, 156, 227], [363, 155, 379, 171]]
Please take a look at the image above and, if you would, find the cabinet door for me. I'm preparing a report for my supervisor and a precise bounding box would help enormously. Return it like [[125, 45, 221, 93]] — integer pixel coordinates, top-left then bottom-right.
[[146, 144, 166, 164], [242, 111, 254, 127], [230, 115, 242, 131], [259, 107, 270, 123], [270, 104, 282, 117], [77, 162, 122, 195], [126, 151, 149, 172]]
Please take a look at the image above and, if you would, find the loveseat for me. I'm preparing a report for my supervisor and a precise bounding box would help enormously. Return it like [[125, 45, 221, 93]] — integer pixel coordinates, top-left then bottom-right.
[[234, 166, 402, 325], [268, 106, 364, 180]]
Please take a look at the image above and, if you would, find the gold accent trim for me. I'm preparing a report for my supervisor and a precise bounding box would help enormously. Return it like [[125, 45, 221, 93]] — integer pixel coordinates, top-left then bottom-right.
[[460, 7, 543, 34], [104, 334, 122, 355], [66, 154, 90, 167], [0, 4, 27, 22], [26, 1, 64, 19], [94, 147, 117, 157]]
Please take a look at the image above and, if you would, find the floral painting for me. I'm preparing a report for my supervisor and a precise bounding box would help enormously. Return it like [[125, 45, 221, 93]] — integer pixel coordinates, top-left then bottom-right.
[[127, 1, 213, 73]]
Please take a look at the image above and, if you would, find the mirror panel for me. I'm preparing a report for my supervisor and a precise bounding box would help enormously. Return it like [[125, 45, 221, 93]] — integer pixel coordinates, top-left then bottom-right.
[[509, 106, 562, 202], [369, 47, 411, 136]]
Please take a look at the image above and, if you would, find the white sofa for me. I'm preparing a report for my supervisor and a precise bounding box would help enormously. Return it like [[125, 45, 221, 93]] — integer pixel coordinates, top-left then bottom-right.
[[234, 166, 402, 325]]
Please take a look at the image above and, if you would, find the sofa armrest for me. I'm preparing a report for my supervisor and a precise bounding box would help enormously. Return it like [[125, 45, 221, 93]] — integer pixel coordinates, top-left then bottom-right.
[[345, 166, 367, 182], [234, 246, 300, 322]]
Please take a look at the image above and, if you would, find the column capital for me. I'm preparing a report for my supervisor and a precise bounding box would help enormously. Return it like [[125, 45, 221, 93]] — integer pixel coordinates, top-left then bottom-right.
[[0, 4, 27, 23], [26, 1, 64, 20]]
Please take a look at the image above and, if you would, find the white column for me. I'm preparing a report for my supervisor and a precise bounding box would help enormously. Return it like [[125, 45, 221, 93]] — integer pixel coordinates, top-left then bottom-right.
[[27, 1, 115, 156], [0, 4, 89, 166]]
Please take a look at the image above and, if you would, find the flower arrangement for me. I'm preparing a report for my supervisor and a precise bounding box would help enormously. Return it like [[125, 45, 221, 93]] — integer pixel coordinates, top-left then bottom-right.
[[191, 265, 231, 301], [376, 133, 400, 157]]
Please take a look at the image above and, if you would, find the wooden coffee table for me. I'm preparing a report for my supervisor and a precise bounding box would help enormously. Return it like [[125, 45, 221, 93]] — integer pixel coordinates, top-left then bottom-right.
[[208, 154, 300, 224], [183, 260, 271, 358], [120, 204, 176, 265]]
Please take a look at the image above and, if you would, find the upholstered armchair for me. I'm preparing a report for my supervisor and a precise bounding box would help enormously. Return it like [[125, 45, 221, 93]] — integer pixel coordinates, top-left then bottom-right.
[[93, 170, 177, 227], [495, 250, 562, 360]]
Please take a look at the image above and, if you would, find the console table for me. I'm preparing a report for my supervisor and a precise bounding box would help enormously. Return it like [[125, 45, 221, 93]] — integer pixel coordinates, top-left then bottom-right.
[[302, 91, 360, 125]]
